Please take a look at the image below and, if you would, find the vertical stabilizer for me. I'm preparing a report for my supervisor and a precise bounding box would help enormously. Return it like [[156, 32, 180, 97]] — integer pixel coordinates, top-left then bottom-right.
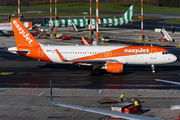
[[121, 5, 135, 23], [11, 19, 40, 47]]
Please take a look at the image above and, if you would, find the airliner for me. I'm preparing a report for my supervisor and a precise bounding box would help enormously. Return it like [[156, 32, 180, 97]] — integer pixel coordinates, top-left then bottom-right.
[[45, 5, 135, 32], [8, 19, 177, 75], [0, 22, 32, 35]]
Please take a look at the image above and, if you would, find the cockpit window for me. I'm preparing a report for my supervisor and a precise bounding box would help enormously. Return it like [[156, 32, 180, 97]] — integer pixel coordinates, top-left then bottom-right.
[[162, 51, 171, 55], [168, 52, 171, 54]]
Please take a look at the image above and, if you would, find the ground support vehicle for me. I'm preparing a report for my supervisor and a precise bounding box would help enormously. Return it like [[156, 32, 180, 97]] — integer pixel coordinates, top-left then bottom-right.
[[109, 102, 142, 119], [62, 36, 71, 40]]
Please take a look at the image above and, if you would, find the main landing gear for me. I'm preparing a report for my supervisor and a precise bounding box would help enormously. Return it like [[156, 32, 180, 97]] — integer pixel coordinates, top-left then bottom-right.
[[151, 64, 155, 73], [90, 65, 99, 75], [91, 69, 97, 75]]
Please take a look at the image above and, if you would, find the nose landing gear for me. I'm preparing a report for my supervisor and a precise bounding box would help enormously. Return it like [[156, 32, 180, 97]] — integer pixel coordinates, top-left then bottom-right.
[[151, 64, 155, 73]]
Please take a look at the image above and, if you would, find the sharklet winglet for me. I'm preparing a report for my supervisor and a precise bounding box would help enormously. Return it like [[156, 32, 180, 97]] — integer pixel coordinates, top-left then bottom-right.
[[55, 49, 68, 62], [81, 37, 89, 46]]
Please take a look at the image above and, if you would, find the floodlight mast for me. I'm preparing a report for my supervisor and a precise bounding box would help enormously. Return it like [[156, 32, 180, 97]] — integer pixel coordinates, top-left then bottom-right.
[[141, 0, 144, 41], [18, 0, 20, 20], [55, 0, 57, 33], [90, 0, 92, 32]]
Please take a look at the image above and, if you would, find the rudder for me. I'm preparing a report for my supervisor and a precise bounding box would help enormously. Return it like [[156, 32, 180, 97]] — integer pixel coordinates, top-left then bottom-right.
[[11, 19, 40, 47], [121, 5, 135, 23]]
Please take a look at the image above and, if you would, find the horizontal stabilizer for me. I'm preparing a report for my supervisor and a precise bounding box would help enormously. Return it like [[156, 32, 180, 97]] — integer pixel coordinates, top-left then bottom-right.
[[8, 47, 29, 54]]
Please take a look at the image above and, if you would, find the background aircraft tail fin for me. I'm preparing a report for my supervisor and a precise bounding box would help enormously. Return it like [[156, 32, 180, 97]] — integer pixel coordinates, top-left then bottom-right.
[[121, 5, 135, 23]]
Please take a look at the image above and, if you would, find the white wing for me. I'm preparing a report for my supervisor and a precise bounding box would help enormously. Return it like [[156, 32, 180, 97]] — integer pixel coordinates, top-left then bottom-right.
[[50, 81, 162, 120], [155, 79, 180, 85]]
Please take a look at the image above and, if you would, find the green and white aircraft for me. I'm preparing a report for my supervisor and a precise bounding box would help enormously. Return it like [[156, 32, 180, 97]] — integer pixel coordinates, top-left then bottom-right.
[[45, 5, 135, 32]]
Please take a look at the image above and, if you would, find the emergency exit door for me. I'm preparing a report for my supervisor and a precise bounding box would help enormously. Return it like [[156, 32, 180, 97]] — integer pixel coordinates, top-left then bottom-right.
[[38, 47, 43, 58]]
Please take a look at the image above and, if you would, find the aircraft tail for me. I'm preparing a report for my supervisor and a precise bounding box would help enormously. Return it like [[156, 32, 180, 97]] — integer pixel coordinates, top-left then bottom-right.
[[9, 19, 53, 62], [11, 19, 40, 47], [121, 5, 135, 23]]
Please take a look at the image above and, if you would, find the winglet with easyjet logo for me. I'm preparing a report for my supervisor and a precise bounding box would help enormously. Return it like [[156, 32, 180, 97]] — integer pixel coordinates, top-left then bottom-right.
[[11, 19, 40, 47]]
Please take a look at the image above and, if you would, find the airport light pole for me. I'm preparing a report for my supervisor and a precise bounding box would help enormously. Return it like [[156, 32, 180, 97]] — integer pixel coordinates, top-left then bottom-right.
[[50, 0, 52, 29], [90, 0, 92, 33], [50, 0, 53, 38], [141, 0, 144, 41], [95, 0, 99, 45], [55, 0, 57, 34], [18, 0, 20, 20]]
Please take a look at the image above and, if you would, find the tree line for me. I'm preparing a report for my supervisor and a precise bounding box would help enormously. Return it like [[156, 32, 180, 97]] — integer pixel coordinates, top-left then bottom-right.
[[117, 0, 180, 7], [1, 0, 180, 7]]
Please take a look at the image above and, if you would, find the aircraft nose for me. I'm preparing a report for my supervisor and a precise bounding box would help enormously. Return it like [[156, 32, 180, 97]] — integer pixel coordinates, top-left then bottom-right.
[[170, 55, 177, 63]]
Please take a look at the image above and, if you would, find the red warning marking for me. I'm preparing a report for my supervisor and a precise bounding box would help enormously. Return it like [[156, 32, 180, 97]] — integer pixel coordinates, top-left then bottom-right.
[[67, 97, 90, 120]]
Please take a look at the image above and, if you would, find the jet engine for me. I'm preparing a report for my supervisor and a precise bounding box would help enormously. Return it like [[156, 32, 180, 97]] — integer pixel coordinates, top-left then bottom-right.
[[103, 63, 123, 73]]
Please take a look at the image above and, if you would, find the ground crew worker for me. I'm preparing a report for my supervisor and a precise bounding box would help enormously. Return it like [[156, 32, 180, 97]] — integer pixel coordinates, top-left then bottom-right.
[[120, 93, 124, 102], [134, 100, 139, 106]]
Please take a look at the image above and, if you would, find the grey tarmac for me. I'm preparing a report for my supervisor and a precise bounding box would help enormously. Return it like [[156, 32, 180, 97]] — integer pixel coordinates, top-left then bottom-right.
[[0, 21, 180, 120]]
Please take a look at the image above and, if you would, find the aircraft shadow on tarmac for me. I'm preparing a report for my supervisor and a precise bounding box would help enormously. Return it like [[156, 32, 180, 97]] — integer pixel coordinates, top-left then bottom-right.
[[37, 63, 135, 75], [37, 63, 180, 76], [38, 63, 91, 70]]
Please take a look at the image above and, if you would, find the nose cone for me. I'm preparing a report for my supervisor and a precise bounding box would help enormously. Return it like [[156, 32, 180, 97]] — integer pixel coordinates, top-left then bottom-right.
[[170, 54, 177, 63]]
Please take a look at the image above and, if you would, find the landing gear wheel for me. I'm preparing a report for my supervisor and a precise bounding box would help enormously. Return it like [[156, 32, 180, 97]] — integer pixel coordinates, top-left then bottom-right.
[[151, 64, 155, 73], [91, 70, 97, 75]]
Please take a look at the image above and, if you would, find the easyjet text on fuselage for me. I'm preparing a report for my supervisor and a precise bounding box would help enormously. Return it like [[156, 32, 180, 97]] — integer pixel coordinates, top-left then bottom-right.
[[124, 48, 149, 53]]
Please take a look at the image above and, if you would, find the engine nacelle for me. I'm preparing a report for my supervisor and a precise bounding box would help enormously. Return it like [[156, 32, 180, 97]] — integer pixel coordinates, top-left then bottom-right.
[[104, 63, 123, 73]]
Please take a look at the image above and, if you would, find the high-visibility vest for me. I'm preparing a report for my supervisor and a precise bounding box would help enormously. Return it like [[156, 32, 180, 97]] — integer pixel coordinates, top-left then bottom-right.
[[134, 101, 139, 106], [121, 94, 124, 99]]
